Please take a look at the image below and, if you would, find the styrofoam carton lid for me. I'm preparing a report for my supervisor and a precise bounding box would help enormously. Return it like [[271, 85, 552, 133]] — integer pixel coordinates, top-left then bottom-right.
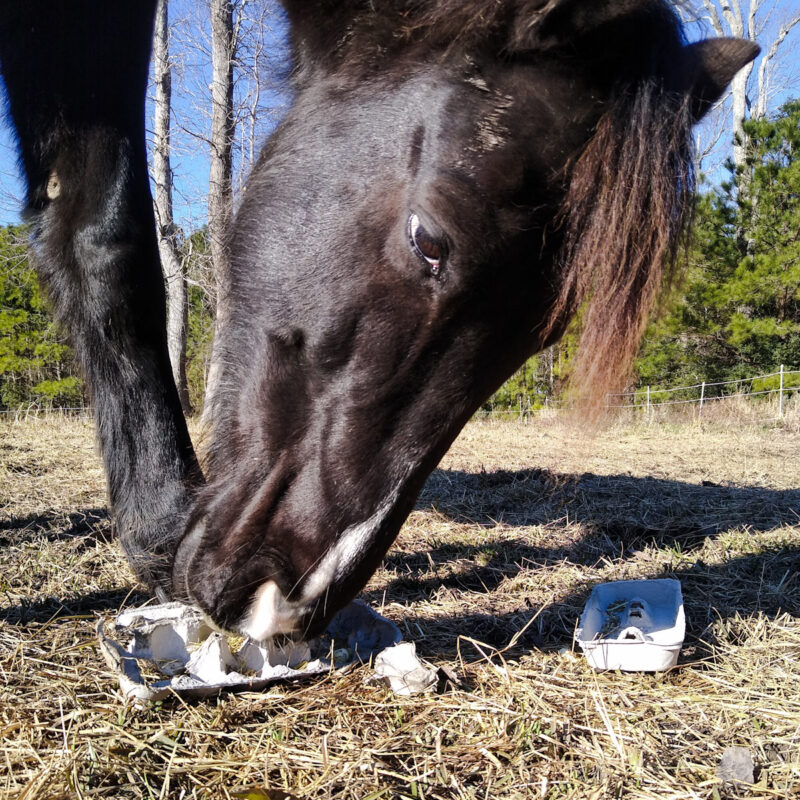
[[575, 579, 685, 672]]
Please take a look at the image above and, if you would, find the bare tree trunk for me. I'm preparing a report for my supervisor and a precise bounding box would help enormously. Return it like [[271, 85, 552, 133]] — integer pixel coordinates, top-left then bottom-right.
[[202, 0, 236, 428], [730, 66, 754, 169], [152, 0, 192, 415], [689, 1, 800, 256]]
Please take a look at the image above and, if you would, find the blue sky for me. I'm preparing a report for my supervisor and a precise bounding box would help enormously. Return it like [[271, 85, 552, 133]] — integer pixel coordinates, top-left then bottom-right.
[[0, 124, 24, 223], [0, 1, 799, 230], [0, 0, 290, 230]]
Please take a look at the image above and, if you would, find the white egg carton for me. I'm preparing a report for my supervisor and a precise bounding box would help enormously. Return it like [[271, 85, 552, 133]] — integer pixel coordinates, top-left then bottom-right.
[[575, 579, 685, 672], [98, 599, 402, 703]]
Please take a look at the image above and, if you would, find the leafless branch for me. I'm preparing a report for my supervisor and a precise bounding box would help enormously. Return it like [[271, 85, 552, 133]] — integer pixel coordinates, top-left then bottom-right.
[[756, 12, 800, 117], [700, 0, 727, 35]]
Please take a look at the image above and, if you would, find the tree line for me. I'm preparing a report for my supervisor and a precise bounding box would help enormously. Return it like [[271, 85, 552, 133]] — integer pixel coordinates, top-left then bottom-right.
[[1, 0, 799, 412]]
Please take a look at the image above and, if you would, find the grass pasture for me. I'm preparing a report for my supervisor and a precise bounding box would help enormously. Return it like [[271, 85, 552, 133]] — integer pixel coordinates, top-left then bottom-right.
[[1, 414, 800, 799]]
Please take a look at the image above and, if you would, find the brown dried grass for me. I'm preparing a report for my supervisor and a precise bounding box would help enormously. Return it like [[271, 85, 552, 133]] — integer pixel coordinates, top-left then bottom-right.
[[2, 414, 799, 799]]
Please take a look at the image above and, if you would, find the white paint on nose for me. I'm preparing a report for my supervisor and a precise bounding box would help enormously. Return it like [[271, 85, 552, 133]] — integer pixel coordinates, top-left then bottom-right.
[[176, 517, 207, 604], [299, 483, 402, 604], [238, 481, 404, 641], [239, 580, 302, 641]]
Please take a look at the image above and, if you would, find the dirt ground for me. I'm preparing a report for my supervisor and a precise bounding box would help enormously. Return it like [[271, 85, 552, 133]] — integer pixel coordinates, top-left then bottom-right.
[[1, 413, 799, 799]]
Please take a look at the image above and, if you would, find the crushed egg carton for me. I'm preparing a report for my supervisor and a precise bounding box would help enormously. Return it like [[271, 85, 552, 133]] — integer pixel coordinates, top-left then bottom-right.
[[575, 579, 685, 672], [98, 599, 402, 703]]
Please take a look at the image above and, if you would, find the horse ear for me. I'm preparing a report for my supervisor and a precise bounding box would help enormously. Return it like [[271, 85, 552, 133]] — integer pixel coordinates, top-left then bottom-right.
[[683, 38, 760, 120]]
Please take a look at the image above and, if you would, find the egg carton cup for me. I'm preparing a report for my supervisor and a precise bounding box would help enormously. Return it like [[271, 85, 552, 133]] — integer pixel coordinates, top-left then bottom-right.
[[575, 579, 685, 672]]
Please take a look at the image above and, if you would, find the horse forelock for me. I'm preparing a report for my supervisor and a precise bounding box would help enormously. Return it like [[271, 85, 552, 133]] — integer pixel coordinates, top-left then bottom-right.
[[285, 0, 690, 76], [283, 0, 563, 79]]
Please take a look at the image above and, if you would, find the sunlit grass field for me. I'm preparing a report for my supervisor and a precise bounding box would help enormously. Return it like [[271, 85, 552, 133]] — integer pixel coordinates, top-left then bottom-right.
[[2, 413, 799, 799]]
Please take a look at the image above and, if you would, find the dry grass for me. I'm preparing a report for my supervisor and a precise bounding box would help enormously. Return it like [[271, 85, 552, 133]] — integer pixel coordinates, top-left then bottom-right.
[[1, 413, 799, 799]]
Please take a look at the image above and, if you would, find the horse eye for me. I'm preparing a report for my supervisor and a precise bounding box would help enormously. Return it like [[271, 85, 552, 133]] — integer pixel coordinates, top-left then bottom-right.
[[407, 213, 445, 275]]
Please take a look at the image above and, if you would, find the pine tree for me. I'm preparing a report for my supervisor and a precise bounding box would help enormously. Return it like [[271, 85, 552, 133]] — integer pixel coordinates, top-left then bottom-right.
[[0, 226, 84, 408], [637, 100, 800, 391]]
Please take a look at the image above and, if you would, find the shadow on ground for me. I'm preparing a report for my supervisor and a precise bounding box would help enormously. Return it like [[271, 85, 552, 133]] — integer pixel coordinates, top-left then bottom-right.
[[364, 544, 800, 660], [357, 467, 800, 659], [418, 468, 800, 543], [0, 506, 132, 624], [3, 470, 799, 655], [0, 588, 150, 625], [0, 507, 110, 547]]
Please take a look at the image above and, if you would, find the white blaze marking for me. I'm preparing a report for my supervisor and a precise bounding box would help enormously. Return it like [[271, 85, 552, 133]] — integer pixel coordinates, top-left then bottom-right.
[[240, 580, 299, 641], [178, 519, 207, 604], [300, 484, 401, 603]]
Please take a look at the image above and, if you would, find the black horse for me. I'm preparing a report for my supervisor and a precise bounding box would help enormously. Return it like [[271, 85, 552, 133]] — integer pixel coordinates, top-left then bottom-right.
[[0, 1, 756, 641]]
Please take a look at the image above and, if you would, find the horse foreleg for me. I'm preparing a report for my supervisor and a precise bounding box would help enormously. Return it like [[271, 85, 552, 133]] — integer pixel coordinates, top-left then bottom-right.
[[0, 1, 202, 596]]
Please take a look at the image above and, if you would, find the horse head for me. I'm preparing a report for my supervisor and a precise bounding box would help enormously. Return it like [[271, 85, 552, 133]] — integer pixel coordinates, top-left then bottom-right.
[[173, 0, 757, 640]]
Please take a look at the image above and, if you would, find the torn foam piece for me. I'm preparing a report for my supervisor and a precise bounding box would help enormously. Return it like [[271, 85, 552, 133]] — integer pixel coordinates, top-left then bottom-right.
[[373, 642, 438, 696]]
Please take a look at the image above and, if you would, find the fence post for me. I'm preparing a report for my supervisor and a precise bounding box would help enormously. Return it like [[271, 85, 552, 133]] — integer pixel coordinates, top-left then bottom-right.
[[699, 382, 705, 418], [779, 364, 785, 418], [646, 386, 651, 422]]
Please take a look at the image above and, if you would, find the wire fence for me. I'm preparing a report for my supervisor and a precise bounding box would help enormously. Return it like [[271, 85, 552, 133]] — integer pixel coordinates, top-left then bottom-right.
[[0, 404, 92, 420], [3, 367, 800, 424], [478, 365, 800, 422], [606, 365, 800, 418]]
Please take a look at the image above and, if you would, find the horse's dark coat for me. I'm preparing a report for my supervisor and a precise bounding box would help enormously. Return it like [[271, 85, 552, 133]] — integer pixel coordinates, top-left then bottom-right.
[[0, 1, 757, 640]]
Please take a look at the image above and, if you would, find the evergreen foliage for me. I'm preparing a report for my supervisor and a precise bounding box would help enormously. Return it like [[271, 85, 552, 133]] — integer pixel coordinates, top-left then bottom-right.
[[182, 227, 216, 411], [6, 102, 800, 412], [487, 99, 800, 408], [0, 223, 215, 413], [484, 337, 576, 412], [0, 225, 84, 409]]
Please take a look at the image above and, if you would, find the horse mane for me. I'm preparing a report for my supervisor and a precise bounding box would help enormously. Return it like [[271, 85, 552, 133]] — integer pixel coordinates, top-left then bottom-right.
[[410, 1, 697, 413], [548, 82, 695, 416]]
